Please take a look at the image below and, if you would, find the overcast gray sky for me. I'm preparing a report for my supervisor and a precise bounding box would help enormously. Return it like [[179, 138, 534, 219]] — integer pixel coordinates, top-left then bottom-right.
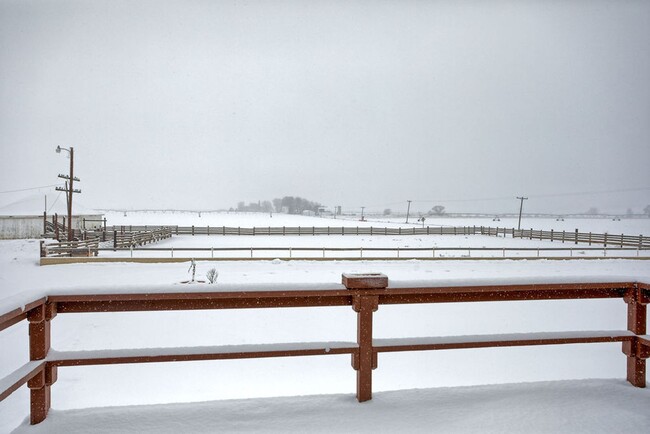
[[1, 0, 649, 214]]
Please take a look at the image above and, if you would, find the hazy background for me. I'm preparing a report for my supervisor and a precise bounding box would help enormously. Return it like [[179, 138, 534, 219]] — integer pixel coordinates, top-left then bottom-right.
[[1, 0, 649, 215]]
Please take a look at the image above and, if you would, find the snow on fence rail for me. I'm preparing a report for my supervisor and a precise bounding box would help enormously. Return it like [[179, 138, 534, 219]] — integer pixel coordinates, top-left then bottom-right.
[[1, 276, 649, 425]]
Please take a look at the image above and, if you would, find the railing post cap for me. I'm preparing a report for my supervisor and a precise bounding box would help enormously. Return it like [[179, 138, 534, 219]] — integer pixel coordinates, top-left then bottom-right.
[[342, 273, 388, 289]]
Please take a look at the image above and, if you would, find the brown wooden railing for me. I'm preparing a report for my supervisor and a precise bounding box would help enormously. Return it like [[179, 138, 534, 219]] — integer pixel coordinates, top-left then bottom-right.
[[0, 275, 648, 425]]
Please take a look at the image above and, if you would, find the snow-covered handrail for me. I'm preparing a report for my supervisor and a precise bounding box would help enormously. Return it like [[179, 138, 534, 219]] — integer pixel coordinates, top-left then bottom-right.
[[1, 277, 648, 426]]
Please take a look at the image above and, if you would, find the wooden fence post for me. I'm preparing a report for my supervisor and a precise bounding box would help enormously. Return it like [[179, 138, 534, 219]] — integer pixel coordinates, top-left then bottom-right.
[[623, 285, 647, 387], [54, 214, 59, 240], [27, 303, 56, 424], [575, 229, 578, 245]]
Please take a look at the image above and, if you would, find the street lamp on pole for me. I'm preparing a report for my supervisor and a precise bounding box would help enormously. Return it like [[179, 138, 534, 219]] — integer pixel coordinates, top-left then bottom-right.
[[55, 146, 80, 241]]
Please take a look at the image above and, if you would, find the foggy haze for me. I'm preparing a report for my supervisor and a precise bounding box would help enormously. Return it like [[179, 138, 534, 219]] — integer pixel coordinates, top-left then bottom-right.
[[1, 0, 649, 215]]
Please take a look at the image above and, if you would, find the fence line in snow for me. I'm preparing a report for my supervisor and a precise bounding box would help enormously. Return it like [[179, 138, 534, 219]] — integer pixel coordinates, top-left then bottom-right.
[[102, 225, 649, 248]]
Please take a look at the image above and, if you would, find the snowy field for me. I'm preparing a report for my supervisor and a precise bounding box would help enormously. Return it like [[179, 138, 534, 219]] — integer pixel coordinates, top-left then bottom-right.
[[105, 211, 650, 235], [1, 213, 649, 433]]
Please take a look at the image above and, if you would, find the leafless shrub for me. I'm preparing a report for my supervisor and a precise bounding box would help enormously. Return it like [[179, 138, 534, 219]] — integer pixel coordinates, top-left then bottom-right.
[[206, 268, 219, 284]]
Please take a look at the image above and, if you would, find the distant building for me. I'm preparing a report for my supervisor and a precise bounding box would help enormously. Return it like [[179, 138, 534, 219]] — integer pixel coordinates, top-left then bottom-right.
[[0, 194, 103, 239]]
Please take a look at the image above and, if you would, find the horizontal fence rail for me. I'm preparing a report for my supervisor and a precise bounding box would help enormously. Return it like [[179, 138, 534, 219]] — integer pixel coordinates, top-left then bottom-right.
[[38, 246, 650, 264], [0, 277, 648, 425]]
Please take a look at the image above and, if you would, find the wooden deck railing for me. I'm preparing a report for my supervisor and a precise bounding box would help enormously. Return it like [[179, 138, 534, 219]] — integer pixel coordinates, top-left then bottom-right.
[[0, 276, 648, 425]]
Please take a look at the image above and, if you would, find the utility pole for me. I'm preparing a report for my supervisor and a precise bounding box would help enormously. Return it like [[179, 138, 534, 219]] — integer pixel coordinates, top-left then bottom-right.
[[405, 200, 412, 224], [55, 146, 81, 241], [516, 196, 528, 230], [360, 206, 365, 221]]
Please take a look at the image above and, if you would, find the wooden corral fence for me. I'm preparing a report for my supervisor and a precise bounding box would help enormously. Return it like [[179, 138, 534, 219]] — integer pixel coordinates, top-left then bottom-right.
[[103, 225, 649, 248], [39, 238, 101, 257], [112, 228, 173, 249], [0, 275, 648, 425], [513, 228, 649, 248], [40, 228, 173, 258]]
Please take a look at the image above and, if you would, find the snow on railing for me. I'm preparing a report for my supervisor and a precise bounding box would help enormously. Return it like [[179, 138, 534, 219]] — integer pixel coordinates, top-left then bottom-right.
[[1, 276, 648, 425]]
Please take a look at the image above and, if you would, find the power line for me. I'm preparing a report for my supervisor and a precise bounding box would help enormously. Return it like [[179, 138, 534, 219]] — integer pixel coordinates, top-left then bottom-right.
[[413, 187, 650, 203], [527, 187, 650, 199], [0, 184, 63, 194], [47, 191, 64, 213]]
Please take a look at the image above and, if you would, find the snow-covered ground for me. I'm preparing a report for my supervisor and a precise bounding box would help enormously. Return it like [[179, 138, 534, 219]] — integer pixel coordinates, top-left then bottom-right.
[[1, 214, 649, 433], [10, 379, 650, 433]]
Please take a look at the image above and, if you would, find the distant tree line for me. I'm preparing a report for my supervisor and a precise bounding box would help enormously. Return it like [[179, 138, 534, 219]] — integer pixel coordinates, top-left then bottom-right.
[[235, 196, 321, 214]]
